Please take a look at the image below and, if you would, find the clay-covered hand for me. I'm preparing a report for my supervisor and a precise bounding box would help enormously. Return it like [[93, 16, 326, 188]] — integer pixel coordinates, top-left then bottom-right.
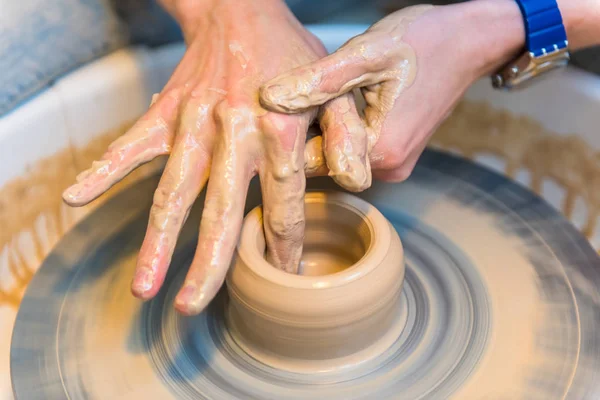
[[259, 1, 535, 182], [61, 0, 356, 315]]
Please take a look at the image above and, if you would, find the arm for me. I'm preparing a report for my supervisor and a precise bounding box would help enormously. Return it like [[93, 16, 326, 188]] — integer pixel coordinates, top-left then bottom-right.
[[471, 0, 600, 78], [258, 0, 600, 184]]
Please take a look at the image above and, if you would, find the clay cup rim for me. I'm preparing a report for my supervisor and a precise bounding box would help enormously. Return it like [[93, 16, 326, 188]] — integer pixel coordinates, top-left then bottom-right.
[[236, 191, 393, 290]]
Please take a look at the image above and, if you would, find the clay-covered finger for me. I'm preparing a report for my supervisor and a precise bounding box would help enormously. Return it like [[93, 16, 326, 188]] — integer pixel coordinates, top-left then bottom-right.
[[260, 113, 308, 273], [259, 32, 391, 114], [131, 99, 215, 300], [62, 91, 181, 206], [174, 105, 255, 316], [319, 93, 371, 192], [304, 135, 329, 178]]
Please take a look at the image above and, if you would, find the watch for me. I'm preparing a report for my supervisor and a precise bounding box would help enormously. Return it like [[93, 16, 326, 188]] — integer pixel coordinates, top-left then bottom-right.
[[491, 0, 570, 90]]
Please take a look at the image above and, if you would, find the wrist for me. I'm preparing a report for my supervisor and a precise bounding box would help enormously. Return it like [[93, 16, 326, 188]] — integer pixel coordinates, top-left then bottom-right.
[[158, 0, 291, 41], [557, 0, 600, 50], [461, 0, 600, 79]]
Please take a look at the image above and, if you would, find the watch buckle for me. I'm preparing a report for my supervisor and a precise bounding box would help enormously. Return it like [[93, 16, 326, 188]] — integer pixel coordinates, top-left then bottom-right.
[[492, 43, 570, 90]]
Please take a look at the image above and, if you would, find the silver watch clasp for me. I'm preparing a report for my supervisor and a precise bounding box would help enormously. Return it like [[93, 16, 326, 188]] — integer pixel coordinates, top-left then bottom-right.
[[492, 41, 570, 90]]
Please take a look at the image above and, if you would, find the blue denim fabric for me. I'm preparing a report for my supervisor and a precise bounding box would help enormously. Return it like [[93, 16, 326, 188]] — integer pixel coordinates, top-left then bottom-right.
[[0, 1, 258, 115], [2, 0, 597, 117], [0, 0, 364, 117], [0, 0, 129, 116]]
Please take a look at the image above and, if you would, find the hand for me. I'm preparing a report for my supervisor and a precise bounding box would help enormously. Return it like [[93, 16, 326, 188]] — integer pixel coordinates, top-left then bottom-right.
[[62, 0, 362, 315], [259, 0, 600, 183]]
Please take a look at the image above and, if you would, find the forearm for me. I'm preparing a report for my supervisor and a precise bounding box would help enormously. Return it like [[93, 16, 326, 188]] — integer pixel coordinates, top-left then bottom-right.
[[558, 0, 600, 50], [156, 0, 288, 25], [156, 0, 210, 19]]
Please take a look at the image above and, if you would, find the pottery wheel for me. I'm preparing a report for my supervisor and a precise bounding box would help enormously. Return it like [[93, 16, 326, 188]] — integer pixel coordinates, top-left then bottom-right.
[[11, 149, 600, 399]]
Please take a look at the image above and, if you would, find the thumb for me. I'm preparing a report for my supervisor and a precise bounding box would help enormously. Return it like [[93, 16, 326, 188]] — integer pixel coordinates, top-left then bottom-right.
[[260, 33, 387, 114]]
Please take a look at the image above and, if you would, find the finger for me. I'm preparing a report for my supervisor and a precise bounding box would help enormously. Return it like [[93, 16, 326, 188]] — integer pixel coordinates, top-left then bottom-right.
[[259, 32, 402, 114], [319, 93, 371, 192], [304, 135, 329, 178], [260, 113, 308, 273], [62, 90, 181, 206], [174, 105, 255, 316], [131, 98, 215, 300]]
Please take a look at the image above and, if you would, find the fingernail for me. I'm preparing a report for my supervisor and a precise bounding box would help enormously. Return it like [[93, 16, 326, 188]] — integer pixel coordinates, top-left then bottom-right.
[[267, 84, 291, 98], [131, 267, 155, 298]]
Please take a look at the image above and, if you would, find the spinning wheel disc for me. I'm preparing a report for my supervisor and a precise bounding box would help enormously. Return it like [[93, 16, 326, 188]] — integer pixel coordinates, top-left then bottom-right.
[[11, 149, 600, 399]]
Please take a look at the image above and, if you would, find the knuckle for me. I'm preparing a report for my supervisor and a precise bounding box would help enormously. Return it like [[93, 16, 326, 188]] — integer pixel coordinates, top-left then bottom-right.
[[158, 87, 184, 116], [261, 112, 300, 137], [151, 186, 185, 228], [261, 112, 306, 155], [213, 101, 231, 121], [344, 34, 384, 66], [162, 87, 183, 101], [214, 102, 257, 137]]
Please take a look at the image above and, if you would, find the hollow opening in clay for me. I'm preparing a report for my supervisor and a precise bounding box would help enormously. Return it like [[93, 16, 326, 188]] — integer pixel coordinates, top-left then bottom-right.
[[258, 200, 373, 276]]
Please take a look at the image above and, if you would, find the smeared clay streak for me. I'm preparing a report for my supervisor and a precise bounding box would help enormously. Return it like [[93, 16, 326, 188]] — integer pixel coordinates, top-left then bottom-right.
[[228, 41, 249, 70], [207, 87, 228, 96]]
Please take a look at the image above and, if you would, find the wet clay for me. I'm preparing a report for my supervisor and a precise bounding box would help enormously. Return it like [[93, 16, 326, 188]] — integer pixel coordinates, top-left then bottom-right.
[[225, 192, 406, 372], [1, 121, 165, 309], [432, 100, 600, 239], [260, 5, 434, 192]]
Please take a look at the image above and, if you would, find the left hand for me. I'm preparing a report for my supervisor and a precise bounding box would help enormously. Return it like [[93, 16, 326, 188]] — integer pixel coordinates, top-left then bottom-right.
[[62, 0, 369, 315]]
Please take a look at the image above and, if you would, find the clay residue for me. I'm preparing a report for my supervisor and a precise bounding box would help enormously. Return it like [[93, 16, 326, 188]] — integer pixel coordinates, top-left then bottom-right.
[[431, 100, 600, 239], [318, 93, 371, 192], [259, 5, 432, 192], [62, 96, 176, 207], [228, 41, 249, 70], [258, 110, 310, 275], [0, 121, 165, 310]]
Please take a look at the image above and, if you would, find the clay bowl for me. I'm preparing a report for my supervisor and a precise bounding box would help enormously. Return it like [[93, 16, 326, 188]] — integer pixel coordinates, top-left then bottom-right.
[[225, 191, 405, 373]]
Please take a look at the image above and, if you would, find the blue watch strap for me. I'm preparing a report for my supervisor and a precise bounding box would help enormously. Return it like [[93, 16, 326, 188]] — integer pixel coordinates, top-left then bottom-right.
[[515, 0, 568, 57]]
